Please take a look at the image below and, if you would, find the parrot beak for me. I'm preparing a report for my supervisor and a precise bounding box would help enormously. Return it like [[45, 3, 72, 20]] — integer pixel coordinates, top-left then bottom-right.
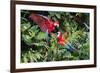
[[57, 24, 59, 27], [54, 22, 59, 27]]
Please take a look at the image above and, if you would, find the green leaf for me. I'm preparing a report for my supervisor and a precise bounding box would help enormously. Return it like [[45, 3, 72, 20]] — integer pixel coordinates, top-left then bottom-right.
[[36, 32, 45, 40], [22, 34, 32, 45], [28, 25, 39, 37], [55, 14, 60, 19], [21, 23, 31, 32]]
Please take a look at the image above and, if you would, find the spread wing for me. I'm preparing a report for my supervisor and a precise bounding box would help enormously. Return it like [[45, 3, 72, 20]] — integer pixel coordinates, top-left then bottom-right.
[[30, 13, 51, 32]]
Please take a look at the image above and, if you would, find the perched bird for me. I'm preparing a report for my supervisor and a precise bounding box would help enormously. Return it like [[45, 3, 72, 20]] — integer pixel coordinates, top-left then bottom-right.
[[57, 32, 65, 45], [57, 32, 77, 52], [29, 13, 59, 42]]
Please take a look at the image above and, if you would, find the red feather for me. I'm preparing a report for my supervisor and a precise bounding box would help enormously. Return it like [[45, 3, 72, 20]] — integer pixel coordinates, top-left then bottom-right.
[[29, 13, 55, 34]]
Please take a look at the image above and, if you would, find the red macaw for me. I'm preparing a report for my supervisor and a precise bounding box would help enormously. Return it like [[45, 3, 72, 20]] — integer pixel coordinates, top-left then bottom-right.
[[57, 32, 77, 52], [29, 13, 59, 42]]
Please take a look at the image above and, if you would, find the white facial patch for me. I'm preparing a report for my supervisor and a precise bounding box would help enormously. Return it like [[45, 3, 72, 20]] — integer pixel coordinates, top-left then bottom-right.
[[57, 32, 61, 37], [54, 23, 59, 26]]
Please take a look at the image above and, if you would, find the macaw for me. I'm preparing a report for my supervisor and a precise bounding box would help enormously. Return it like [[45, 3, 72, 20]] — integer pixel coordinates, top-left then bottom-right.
[[29, 13, 59, 42], [57, 32, 77, 52]]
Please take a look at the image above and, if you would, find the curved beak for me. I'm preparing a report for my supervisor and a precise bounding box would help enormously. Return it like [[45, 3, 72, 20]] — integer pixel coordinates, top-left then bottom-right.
[[57, 24, 59, 27]]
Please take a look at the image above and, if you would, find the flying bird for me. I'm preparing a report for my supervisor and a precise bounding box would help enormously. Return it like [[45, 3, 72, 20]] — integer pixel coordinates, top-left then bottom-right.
[[29, 13, 59, 42], [57, 32, 77, 52]]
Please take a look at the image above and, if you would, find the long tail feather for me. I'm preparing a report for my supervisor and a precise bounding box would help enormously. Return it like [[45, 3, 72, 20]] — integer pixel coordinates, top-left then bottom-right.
[[45, 30, 49, 43], [64, 43, 77, 52]]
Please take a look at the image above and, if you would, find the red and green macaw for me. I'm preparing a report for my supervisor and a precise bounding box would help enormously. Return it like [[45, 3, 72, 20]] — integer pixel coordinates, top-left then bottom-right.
[[29, 13, 77, 52], [57, 32, 77, 52], [29, 13, 59, 43]]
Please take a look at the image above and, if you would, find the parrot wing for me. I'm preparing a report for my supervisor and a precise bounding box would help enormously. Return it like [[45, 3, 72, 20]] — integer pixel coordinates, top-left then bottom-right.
[[30, 13, 51, 32]]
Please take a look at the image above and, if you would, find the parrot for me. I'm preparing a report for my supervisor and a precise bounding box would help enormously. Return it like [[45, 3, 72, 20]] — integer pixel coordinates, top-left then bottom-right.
[[57, 32, 78, 52], [29, 13, 59, 43]]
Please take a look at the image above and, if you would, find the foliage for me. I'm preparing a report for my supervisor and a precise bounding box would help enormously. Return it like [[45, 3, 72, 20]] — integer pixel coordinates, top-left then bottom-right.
[[21, 10, 90, 63]]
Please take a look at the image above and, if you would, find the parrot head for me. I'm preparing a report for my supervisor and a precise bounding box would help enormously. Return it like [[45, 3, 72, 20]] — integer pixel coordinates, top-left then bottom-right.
[[57, 32, 65, 45], [57, 32, 61, 37], [53, 22, 59, 27]]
